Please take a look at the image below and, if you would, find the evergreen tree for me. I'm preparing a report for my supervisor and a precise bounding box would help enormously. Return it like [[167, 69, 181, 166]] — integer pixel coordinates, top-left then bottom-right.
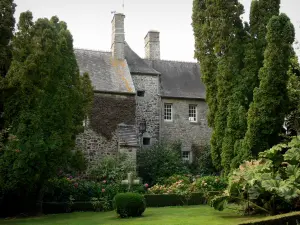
[[208, 0, 245, 170], [222, 0, 280, 172], [0, 11, 93, 207], [242, 13, 295, 157], [192, 0, 218, 128], [0, 0, 16, 131], [0, 0, 15, 78]]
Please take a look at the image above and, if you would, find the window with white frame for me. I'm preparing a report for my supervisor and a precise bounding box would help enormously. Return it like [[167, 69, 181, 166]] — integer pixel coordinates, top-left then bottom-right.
[[164, 103, 172, 121], [182, 151, 190, 162], [189, 105, 197, 122]]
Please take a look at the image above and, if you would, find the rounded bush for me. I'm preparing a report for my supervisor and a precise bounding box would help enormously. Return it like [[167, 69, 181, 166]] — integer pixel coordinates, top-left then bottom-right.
[[113, 193, 146, 218]]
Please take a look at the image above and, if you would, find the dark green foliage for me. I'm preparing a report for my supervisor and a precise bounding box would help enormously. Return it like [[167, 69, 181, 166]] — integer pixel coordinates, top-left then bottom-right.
[[0, 12, 93, 215], [242, 14, 295, 157], [286, 55, 300, 136], [192, 0, 245, 170], [190, 144, 216, 176], [136, 142, 189, 186], [0, 0, 15, 78], [144, 193, 205, 207], [113, 193, 146, 218], [192, 0, 218, 128], [90, 94, 135, 139], [69, 149, 88, 173]]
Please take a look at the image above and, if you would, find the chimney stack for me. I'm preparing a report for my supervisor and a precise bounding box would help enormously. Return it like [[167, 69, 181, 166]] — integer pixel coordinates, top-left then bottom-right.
[[111, 13, 125, 60], [144, 30, 160, 60]]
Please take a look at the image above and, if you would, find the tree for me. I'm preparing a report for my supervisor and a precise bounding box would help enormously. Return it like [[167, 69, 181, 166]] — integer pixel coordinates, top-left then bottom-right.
[[0, 0, 15, 78], [192, 0, 218, 128], [286, 55, 300, 136], [208, 0, 245, 171], [223, 0, 280, 172], [0, 11, 93, 214], [242, 13, 295, 157], [0, 0, 16, 131]]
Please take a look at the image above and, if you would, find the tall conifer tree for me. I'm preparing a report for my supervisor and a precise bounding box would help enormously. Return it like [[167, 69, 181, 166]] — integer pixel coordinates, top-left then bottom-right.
[[242, 13, 295, 157], [223, 0, 280, 172]]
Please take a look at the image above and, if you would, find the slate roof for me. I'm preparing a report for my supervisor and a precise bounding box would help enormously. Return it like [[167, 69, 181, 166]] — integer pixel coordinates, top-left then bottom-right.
[[74, 49, 136, 94], [118, 124, 138, 147], [124, 42, 160, 75], [74, 45, 205, 99], [145, 59, 206, 99]]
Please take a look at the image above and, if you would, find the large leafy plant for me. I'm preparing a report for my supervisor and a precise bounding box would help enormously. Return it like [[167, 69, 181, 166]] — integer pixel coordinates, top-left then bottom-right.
[[211, 136, 300, 215]]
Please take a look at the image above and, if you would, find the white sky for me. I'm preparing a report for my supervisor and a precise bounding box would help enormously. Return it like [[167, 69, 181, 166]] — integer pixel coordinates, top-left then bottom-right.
[[14, 0, 300, 62]]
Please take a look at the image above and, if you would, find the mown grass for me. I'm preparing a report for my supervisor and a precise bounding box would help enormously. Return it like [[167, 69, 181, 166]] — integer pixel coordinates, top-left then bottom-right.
[[0, 205, 262, 225]]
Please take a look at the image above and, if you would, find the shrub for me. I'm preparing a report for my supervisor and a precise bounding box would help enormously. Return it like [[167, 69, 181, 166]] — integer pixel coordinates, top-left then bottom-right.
[[211, 136, 300, 215], [162, 174, 191, 185], [87, 154, 135, 183], [195, 176, 227, 193], [189, 144, 217, 176], [113, 193, 146, 218], [144, 193, 205, 207], [137, 141, 189, 185]]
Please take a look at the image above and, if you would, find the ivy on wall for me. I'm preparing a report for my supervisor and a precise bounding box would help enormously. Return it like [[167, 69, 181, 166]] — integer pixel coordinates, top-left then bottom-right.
[[89, 93, 136, 140]]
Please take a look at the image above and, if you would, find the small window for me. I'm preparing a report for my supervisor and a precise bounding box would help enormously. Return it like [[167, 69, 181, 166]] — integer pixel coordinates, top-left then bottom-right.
[[143, 137, 151, 146], [189, 105, 197, 122], [137, 91, 145, 97], [164, 103, 172, 121], [182, 151, 190, 162]]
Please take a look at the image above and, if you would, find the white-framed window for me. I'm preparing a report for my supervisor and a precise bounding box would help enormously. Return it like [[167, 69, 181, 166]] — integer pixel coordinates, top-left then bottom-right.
[[164, 103, 172, 121], [182, 151, 190, 162], [189, 105, 197, 122]]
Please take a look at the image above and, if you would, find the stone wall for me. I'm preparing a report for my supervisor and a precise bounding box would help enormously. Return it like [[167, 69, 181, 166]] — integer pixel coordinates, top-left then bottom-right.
[[132, 74, 160, 145], [160, 98, 211, 159], [76, 129, 118, 163], [76, 92, 136, 163]]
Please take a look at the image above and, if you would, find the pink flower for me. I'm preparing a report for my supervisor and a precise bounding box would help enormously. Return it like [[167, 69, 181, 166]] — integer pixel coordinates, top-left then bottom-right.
[[144, 183, 149, 188], [103, 180, 107, 184], [69, 176, 73, 179], [102, 189, 105, 193], [74, 183, 78, 188], [15, 149, 21, 153]]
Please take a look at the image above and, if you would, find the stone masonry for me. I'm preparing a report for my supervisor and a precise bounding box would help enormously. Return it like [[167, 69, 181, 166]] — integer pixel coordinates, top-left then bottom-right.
[[132, 74, 160, 145], [160, 98, 212, 160]]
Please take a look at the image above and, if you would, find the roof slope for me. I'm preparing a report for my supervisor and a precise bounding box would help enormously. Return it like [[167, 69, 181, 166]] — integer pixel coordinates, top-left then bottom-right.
[[118, 124, 138, 147], [145, 60, 206, 99], [124, 43, 160, 75], [75, 49, 136, 94]]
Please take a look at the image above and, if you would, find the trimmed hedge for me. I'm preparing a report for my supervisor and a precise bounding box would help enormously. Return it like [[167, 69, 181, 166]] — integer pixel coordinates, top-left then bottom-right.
[[41, 193, 205, 214], [113, 193, 146, 218], [144, 192, 205, 207], [239, 212, 300, 225], [42, 202, 95, 214]]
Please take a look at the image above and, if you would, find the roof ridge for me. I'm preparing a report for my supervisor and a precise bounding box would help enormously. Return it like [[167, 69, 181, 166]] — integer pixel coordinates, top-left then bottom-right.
[[143, 58, 198, 64], [74, 47, 111, 53]]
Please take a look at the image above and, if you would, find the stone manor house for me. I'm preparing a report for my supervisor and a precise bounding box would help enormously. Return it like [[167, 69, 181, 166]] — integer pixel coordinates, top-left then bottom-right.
[[75, 13, 211, 163]]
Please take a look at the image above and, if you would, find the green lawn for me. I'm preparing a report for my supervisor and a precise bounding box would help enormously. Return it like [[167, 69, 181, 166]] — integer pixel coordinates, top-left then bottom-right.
[[0, 206, 261, 225]]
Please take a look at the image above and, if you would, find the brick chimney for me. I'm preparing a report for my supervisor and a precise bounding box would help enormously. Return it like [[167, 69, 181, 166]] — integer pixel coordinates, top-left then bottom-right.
[[111, 13, 125, 60], [144, 30, 160, 60]]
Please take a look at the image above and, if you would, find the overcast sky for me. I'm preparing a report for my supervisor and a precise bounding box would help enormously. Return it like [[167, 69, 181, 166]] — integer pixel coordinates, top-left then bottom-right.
[[14, 0, 300, 62]]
